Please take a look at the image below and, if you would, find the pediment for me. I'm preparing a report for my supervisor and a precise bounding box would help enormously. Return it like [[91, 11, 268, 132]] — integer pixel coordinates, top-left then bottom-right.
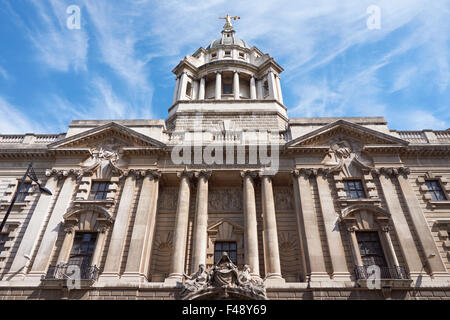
[[208, 218, 244, 236], [48, 122, 165, 150], [286, 120, 408, 148]]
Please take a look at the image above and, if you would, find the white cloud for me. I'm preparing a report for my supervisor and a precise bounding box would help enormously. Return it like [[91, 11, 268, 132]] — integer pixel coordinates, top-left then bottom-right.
[[0, 97, 43, 133], [0, 66, 8, 80], [394, 110, 448, 130]]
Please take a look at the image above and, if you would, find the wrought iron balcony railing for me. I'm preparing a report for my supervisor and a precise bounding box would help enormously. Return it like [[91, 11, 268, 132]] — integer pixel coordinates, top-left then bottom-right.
[[355, 265, 409, 280], [43, 262, 99, 282]]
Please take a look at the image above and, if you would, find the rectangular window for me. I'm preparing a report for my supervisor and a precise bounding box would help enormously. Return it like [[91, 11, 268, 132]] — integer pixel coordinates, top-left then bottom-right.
[[185, 81, 192, 97], [224, 50, 231, 57], [263, 80, 269, 97], [238, 52, 245, 59], [356, 231, 387, 268], [344, 180, 366, 199], [88, 182, 110, 200], [211, 52, 217, 59], [16, 182, 31, 202], [214, 241, 237, 265], [68, 232, 98, 267], [425, 180, 447, 201], [223, 83, 232, 95], [0, 233, 8, 254]]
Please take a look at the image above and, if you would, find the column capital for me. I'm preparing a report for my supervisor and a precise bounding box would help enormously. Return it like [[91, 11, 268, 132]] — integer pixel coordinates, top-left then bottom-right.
[[381, 225, 392, 233], [375, 167, 410, 178], [46, 168, 81, 180], [291, 168, 317, 178], [347, 226, 357, 233], [194, 170, 212, 180], [137, 169, 161, 180], [177, 169, 195, 180], [240, 170, 259, 179], [214, 70, 222, 75]]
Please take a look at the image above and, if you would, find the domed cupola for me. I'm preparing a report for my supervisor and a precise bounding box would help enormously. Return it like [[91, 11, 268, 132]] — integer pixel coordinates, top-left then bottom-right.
[[206, 15, 250, 50], [168, 14, 287, 134]]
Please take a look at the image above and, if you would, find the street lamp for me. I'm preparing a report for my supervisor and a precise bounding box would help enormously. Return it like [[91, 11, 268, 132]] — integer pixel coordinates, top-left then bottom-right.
[[0, 159, 52, 233]]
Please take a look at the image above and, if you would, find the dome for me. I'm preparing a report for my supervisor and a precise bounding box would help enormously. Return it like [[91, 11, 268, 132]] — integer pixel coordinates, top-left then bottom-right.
[[206, 34, 251, 50]]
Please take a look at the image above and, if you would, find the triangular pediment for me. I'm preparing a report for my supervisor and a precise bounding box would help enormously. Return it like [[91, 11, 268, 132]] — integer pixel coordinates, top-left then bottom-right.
[[286, 120, 408, 148], [48, 122, 165, 149]]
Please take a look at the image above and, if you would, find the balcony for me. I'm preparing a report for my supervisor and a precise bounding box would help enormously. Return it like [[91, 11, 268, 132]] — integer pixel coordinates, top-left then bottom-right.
[[42, 262, 99, 287], [355, 265, 409, 280], [354, 265, 412, 290]]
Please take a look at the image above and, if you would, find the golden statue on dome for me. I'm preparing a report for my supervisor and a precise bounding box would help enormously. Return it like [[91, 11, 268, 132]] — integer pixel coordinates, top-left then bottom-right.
[[219, 14, 240, 30]]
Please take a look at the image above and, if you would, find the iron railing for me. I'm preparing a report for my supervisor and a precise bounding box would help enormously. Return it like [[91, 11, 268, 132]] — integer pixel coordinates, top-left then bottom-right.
[[44, 263, 99, 281], [355, 265, 409, 280]]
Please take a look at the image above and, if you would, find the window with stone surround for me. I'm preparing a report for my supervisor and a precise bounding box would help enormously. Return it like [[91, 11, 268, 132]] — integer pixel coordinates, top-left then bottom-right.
[[344, 179, 366, 199], [68, 232, 98, 267], [0, 233, 8, 253], [224, 50, 231, 57], [214, 241, 237, 265], [15, 182, 31, 202], [88, 181, 110, 200], [425, 180, 447, 201], [185, 81, 192, 98], [263, 80, 269, 97], [356, 231, 387, 268], [223, 80, 232, 95]]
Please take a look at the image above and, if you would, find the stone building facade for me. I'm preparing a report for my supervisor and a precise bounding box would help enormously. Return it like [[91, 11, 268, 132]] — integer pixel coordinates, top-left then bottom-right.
[[0, 18, 449, 300]]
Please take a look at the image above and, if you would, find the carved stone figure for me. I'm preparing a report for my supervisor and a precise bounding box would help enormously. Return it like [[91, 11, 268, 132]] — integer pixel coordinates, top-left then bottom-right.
[[179, 253, 266, 300]]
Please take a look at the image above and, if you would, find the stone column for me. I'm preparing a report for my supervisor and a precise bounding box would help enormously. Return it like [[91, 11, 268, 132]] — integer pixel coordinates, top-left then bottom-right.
[[292, 169, 329, 281], [347, 227, 363, 267], [178, 72, 188, 101], [8, 174, 58, 278], [233, 71, 240, 100], [172, 76, 180, 104], [215, 72, 222, 100], [198, 77, 205, 100], [241, 171, 260, 277], [267, 71, 277, 100], [99, 173, 136, 281], [191, 171, 211, 272], [396, 169, 448, 277], [91, 227, 108, 267], [123, 170, 160, 282], [166, 171, 192, 282], [381, 226, 400, 268], [28, 173, 77, 279], [250, 77, 257, 100], [377, 169, 423, 277], [275, 75, 283, 104], [315, 172, 351, 280], [260, 174, 283, 283], [56, 227, 75, 264]]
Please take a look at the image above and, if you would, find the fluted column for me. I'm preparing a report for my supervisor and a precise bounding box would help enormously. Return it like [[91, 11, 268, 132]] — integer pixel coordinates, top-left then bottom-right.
[[198, 77, 205, 100], [191, 171, 211, 272], [167, 170, 193, 282], [396, 169, 448, 277], [316, 172, 351, 280], [123, 170, 160, 281], [99, 173, 136, 281], [233, 71, 240, 99], [292, 169, 329, 281], [241, 171, 260, 277], [215, 72, 222, 100], [250, 77, 257, 100], [8, 174, 58, 278], [28, 173, 77, 279], [260, 174, 283, 283]]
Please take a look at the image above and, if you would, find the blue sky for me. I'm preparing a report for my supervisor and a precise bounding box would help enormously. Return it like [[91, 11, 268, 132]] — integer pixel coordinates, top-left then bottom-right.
[[0, 0, 449, 134]]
